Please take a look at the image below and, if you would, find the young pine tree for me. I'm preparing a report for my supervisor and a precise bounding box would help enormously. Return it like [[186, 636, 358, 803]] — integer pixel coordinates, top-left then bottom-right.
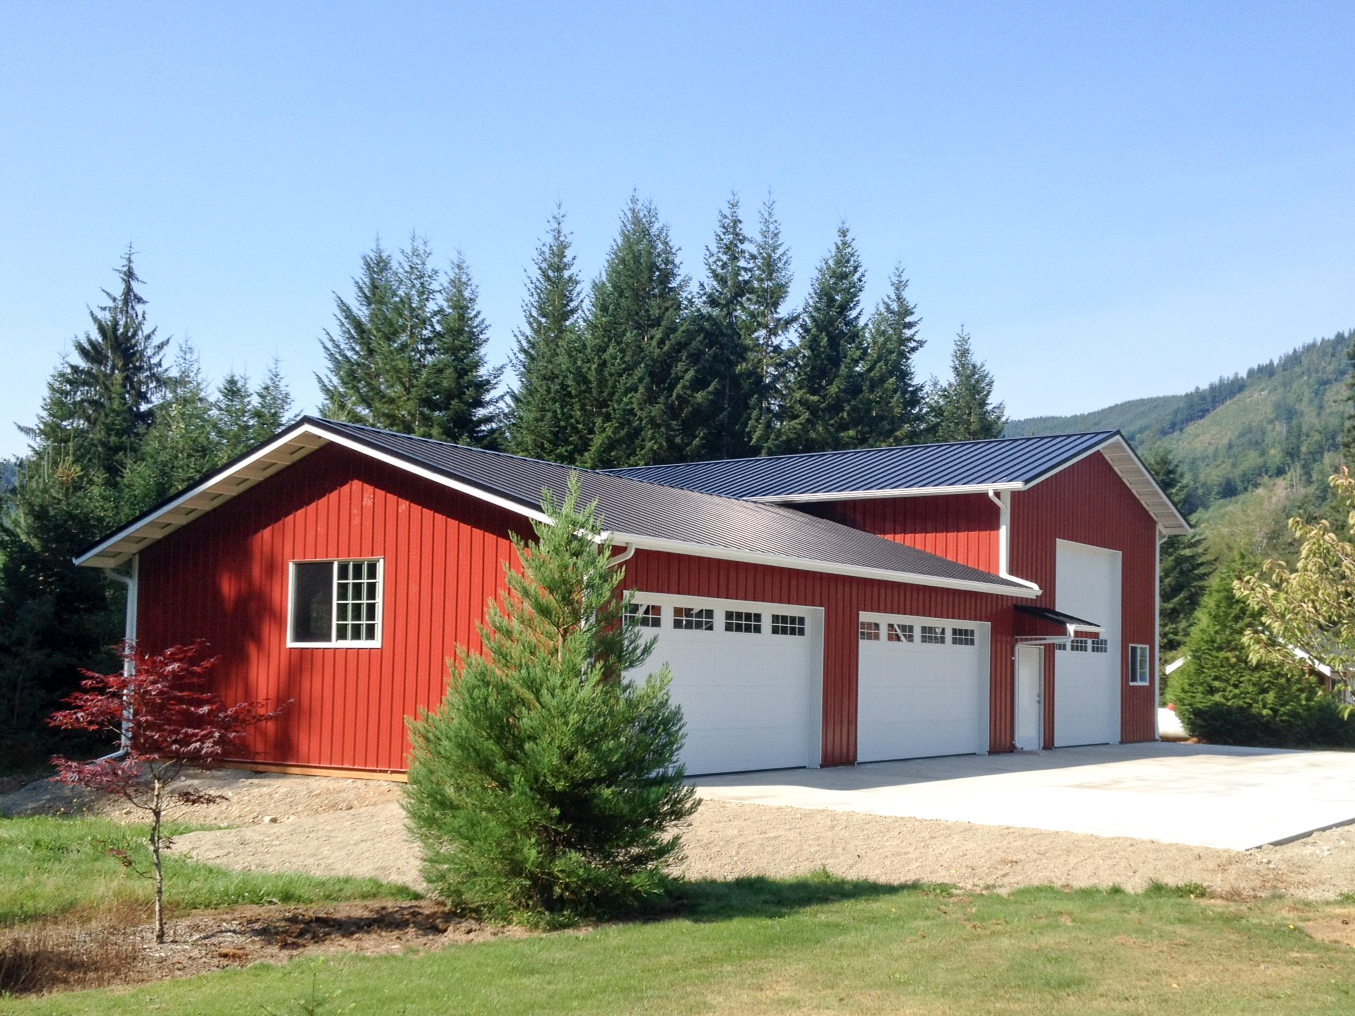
[[859, 264, 926, 447], [404, 478, 696, 925]]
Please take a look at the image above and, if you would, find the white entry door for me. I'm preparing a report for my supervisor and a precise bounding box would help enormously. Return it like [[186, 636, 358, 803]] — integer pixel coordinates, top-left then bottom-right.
[[626, 593, 823, 775], [857, 612, 990, 762], [1015, 644, 1044, 751], [1054, 540, 1122, 746]]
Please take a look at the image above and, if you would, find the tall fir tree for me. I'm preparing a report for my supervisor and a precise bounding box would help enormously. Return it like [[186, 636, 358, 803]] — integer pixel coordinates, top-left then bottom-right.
[[777, 225, 869, 454], [859, 264, 926, 447], [1142, 444, 1211, 654], [744, 198, 798, 455], [928, 328, 1006, 442], [425, 255, 502, 446], [28, 247, 170, 483], [688, 193, 757, 461], [509, 207, 587, 461], [318, 236, 500, 445], [574, 196, 696, 468], [1342, 336, 1355, 465]]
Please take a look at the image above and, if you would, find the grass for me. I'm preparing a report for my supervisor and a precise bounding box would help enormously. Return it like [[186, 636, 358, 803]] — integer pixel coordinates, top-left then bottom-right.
[[0, 814, 419, 927], [9, 874, 1355, 1015]]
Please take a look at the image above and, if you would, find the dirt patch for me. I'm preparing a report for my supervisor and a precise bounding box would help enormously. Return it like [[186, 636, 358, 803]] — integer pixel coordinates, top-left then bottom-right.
[[8, 768, 1355, 901], [0, 901, 521, 997]]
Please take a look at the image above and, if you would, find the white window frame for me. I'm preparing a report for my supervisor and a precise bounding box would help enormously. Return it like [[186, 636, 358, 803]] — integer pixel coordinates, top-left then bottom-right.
[[1129, 644, 1151, 685], [288, 558, 384, 648]]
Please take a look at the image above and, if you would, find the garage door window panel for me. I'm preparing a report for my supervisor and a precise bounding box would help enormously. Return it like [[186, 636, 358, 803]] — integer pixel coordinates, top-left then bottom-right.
[[771, 614, 806, 636], [673, 607, 714, 631], [625, 603, 662, 628], [725, 610, 762, 634], [920, 625, 946, 644]]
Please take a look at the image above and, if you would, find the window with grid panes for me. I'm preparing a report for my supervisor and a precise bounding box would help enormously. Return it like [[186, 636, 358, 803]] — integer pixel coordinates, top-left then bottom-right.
[[1090, 638, 1108, 653], [290, 559, 382, 645], [887, 623, 914, 643], [950, 627, 976, 646], [920, 625, 945, 644], [624, 603, 662, 628], [673, 606, 714, 631], [724, 610, 762, 633], [770, 614, 806, 636], [858, 620, 881, 641]]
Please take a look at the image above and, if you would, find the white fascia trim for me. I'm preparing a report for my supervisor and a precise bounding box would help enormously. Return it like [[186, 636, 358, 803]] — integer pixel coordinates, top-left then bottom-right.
[[608, 531, 1041, 598], [313, 427, 552, 526], [76, 423, 553, 568], [749, 482, 1024, 504]]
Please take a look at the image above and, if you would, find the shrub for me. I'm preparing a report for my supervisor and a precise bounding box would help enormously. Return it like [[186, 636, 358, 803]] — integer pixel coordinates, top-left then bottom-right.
[[1171, 559, 1351, 746], [404, 477, 697, 926]]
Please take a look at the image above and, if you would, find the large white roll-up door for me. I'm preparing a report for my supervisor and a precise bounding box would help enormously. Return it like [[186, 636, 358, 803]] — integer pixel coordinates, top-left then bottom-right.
[[1053, 540, 1122, 746], [856, 612, 990, 762], [626, 593, 823, 775]]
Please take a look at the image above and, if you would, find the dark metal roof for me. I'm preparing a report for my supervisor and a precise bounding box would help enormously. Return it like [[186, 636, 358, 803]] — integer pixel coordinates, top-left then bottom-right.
[[1016, 605, 1103, 630], [313, 420, 1029, 592], [604, 432, 1120, 499], [78, 418, 1035, 596]]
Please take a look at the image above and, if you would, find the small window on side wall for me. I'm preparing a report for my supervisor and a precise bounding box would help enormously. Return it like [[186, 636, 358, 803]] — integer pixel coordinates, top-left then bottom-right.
[[1128, 644, 1151, 685], [290, 559, 382, 646]]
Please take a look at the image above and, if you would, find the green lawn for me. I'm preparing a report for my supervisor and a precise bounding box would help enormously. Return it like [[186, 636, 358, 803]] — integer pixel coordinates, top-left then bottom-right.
[[0, 815, 419, 926], [11, 875, 1355, 1015]]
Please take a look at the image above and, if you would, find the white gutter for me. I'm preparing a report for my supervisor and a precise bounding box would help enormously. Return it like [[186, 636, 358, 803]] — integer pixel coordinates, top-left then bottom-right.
[[986, 489, 1041, 593], [605, 530, 1040, 598], [104, 555, 138, 754], [605, 542, 637, 568]]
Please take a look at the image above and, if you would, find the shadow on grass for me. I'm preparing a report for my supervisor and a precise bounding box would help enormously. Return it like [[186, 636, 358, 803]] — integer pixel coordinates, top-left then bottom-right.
[[661, 871, 939, 923]]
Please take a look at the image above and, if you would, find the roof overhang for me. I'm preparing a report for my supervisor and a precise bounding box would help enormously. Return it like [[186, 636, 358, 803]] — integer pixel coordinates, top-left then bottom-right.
[[1015, 604, 1104, 636], [751, 434, 1190, 537], [76, 421, 1038, 598]]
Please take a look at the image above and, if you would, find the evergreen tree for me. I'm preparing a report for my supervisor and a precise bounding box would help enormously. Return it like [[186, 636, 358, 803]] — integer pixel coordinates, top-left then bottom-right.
[[928, 328, 1006, 441], [29, 248, 169, 483], [425, 255, 502, 446], [777, 225, 869, 454], [215, 371, 256, 454], [744, 198, 798, 455], [1142, 445, 1211, 654], [119, 343, 221, 515], [1171, 558, 1346, 746], [509, 207, 587, 461], [688, 193, 757, 460], [575, 196, 695, 467], [318, 236, 501, 444], [859, 264, 925, 446], [1342, 337, 1355, 465], [404, 477, 696, 925]]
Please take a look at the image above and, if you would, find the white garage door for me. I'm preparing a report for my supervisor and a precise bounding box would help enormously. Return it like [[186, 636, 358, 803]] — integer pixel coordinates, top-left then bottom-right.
[[626, 593, 823, 775], [857, 612, 990, 762], [1054, 540, 1121, 747]]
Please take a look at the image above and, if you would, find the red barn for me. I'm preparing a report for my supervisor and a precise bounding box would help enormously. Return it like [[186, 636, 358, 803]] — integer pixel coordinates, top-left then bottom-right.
[[77, 419, 1188, 779]]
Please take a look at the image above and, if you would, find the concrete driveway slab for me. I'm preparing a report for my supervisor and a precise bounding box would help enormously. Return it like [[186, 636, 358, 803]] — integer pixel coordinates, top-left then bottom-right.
[[690, 743, 1355, 850]]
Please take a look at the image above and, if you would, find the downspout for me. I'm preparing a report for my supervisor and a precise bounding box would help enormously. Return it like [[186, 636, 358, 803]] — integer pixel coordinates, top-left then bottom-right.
[[606, 542, 637, 568], [986, 490, 1040, 593], [1154, 531, 1164, 742], [103, 555, 139, 756]]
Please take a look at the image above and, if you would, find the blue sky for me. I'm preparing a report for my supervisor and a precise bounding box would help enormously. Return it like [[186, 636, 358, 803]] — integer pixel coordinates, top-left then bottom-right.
[[3, 1, 1352, 461]]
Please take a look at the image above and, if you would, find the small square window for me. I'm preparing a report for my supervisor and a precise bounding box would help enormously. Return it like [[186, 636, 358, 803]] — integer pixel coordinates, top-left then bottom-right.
[[290, 559, 382, 646], [887, 623, 914, 643], [1129, 644, 1151, 685], [1054, 641, 1067, 651], [951, 627, 976, 646], [673, 606, 714, 631], [725, 610, 762, 634], [859, 620, 881, 641], [920, 625, 946, 644], [771, 614, 806, 636], [625, 603, 662, 628], [1070, 638, 1089, 652], [1091, 638, 1108, 654]]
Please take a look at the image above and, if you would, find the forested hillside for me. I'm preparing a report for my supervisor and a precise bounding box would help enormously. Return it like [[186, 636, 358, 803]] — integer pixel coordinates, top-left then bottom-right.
[[1009, 330, 1353, 512]]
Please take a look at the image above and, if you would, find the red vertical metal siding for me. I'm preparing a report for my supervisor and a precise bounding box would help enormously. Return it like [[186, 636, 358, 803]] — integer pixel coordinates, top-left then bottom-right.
[[823, 494, 999, 572], [136, 443, 524, 773], [1010, 452, 1160, 745], [134, 444, 1158, 774]]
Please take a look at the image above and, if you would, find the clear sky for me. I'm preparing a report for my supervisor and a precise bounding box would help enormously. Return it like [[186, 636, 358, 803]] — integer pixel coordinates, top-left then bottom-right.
[[2, 1, 1352, 461]]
